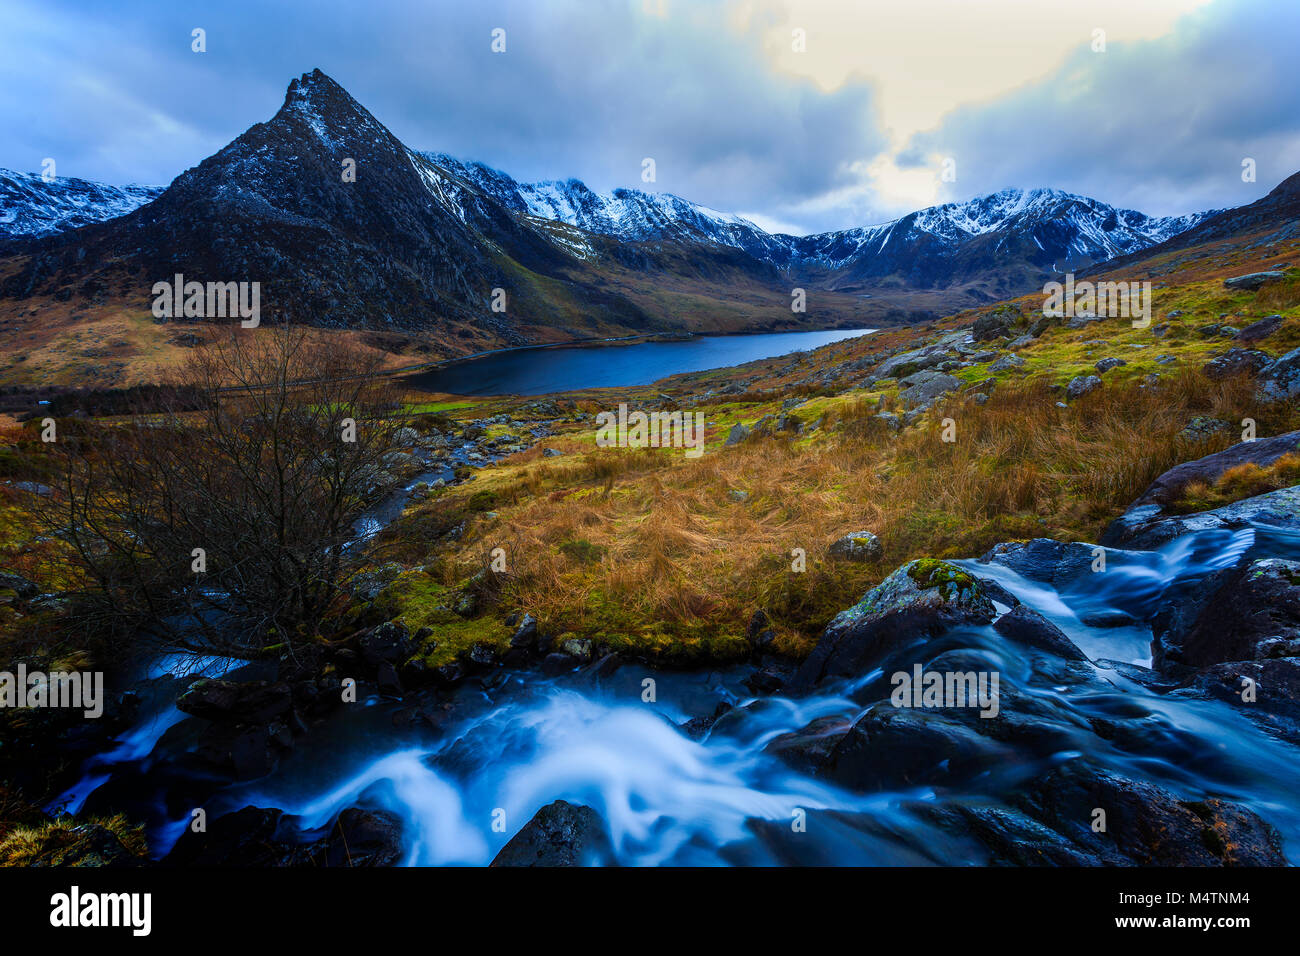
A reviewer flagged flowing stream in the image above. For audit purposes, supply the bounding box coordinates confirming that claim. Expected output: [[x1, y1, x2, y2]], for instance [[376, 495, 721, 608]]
[[54, 514, 1300, 865]]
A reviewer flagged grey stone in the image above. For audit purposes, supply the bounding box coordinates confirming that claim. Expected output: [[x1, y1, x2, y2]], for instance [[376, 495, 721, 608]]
[[1258, 348, 1300, 401], [828, 531, 882, 562], [1223, 270, 1285, 291], [1065, 375, 1102, 400]]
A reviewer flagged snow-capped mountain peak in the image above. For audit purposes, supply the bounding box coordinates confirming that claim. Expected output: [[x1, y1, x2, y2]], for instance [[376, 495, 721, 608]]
[[0, 69, 1217, 303], [415, 155, 1217, 280], [419, 152, 763, 243], [0, 168, 163, 240]]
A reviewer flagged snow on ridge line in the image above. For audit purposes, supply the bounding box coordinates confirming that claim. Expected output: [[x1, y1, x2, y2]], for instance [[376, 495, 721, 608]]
[[0, 168, 164, 239], [417, 149, 1214, 266]]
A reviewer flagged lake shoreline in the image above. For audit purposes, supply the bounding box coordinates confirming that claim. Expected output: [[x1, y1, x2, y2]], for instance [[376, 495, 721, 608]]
[[400, 326, 878, 397]]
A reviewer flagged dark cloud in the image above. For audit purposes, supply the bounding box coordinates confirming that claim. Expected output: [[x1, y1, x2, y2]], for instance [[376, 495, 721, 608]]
[[0, 0, 1294, 233], [0, 0, 885, 232]]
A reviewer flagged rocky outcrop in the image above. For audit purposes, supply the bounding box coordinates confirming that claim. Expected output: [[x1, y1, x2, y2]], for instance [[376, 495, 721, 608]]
[[1139, 431, 1298, 507], [164, 805, 403, 867], [176, 680, 293, 724], [724, 423, 749, 446], [1100, 430, 1300, 548], [1202, 347, 1272, 379], [978, 538, 1100, 587], [992, 603, 1089, 662], [1172, 658, 1300, 745], [1258, 348, 1300, 402], [897, 370, 960, 409], [946, 764, 1289, 868], [818, 704, 1013, 791], [1235, 314, 1284, 342], [1156, 558, 1300, 669], [1103, 484, 1300, 551], [1223, 270, 1285, 290], [790, 560, 995, 690], [489, 800, 616, 867]]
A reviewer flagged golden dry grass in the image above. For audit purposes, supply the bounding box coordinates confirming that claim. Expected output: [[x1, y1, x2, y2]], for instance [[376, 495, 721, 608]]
[[392, 367, 1298, 661], [0, 813, 147, 866]]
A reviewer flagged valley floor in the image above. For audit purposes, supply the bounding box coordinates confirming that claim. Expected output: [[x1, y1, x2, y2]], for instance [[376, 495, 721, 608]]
[[2, 239, 1300, 866]]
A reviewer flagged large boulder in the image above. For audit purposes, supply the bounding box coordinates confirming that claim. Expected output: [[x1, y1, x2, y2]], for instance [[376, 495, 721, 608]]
[[926, 764, 1287, 866], [897, 371, 960, 409], [164, 806, 297, 865], [1131, 430, 1298, 509], [992, 604, 1089, 662], [1012, 765, 1285, 866], [874, 347, 952, 380], [1202, 347, 1272, 379], [1258, 347, 1300, 401], [790, 560, 996, 690], [1156, 557, 1300, 669], [490, 800, 616, 867], [1235, 314, 1284, 342], [302, 807, 405, 867], [915, 803, 1102, 866], [724, 423, 749, 446], [1104, 484, 1300, 550], [359, 621, 413, 666], [1173, 658, 1300, 745], [1100, 430, 1300, 548], [1223, 270, 1285, 291], [176, 679, 293, 724], [971, 310, 1017, 342], [762, 715, 854, 773], [819, 705, 1012, 791], [978, 538, 1099, 587]]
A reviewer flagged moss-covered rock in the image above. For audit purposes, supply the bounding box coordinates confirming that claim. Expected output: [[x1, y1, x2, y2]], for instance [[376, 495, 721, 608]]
[[791, 559, 995, 690]]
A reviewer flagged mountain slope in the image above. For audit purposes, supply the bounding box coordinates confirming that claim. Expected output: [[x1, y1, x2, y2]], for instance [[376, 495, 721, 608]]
[[782, 189, 1220, 300], [0, 69, 1226, 378], [0, 170, 163, 239], [0, 70, 680, 342], [421, 154, 1216, 289], [1078, 171, 1300, 280], [422, 152, 797, 265]]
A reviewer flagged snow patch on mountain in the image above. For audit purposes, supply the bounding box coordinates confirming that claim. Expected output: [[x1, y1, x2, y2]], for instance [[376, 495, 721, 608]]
[[419, 153, 1217, 275], [0, 169, 163, 240]]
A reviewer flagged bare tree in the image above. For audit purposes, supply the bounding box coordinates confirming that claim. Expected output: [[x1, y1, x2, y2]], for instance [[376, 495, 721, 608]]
[[32, 324, 401, 663]]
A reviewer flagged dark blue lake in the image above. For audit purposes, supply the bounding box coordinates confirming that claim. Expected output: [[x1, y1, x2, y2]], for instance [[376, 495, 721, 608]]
[[405, 328, 875, 396]]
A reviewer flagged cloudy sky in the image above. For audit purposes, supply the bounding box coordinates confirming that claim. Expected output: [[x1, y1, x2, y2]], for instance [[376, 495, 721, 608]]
[[2, 0, 1297, 235]]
